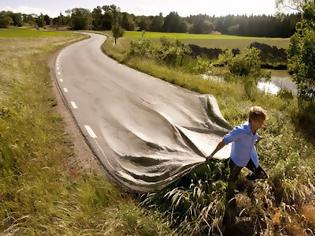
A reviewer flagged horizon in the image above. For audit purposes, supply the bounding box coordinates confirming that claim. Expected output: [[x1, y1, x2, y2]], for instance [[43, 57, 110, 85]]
[[0, 0, 297, 18]]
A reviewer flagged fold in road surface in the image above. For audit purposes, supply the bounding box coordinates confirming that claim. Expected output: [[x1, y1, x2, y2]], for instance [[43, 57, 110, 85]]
[[55, 33, 232, 192]]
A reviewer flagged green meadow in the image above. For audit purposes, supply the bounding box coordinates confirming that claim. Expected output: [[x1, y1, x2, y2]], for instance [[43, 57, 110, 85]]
[[122, 31, 290, 49], [0, 27, 73, 37]]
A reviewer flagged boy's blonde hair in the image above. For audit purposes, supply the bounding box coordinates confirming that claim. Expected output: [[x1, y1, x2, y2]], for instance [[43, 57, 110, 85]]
[[249, 106, 267, 122]]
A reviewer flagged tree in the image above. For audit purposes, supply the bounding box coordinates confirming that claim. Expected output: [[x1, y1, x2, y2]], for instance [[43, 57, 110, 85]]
[[43, 14, 51, 26], [0, 11, 13, 28], [121, 12, 136, 31], [163, 12, 187, 33], [136, 16, 151, 31], [36, 14, 46, 28], [52, 13, 71, 28], [22, 13, 36, 26], [10, 12, 23, 26], [111, 7, 124, 44], [287, 2, 315, 100], [286, 2, 315, 133], [92, 6, 104, 30], [112, 22, 124, 44], [70, 8, 92, 30], [102, 5, 118, 30], [188, 14, 214, 34], [150, 13, 164, 32], [276, 0, 313, 12]]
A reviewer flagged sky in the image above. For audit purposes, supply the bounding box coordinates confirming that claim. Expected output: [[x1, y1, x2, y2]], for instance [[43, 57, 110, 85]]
[[0, 0, 281, 17]]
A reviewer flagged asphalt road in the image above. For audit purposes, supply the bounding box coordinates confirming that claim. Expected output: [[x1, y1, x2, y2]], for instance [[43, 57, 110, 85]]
[[55, 33, 231, 192]]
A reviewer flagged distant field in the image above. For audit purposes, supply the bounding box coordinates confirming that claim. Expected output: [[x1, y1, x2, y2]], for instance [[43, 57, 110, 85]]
[[122, 31, 290, 49], [0, 27, 74, 37]]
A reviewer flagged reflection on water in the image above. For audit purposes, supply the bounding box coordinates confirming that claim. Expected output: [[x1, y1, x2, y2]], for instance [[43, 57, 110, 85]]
[[259, 70, 297, 95], [257, 81, 280, 94], [202, 70, 297, 95]]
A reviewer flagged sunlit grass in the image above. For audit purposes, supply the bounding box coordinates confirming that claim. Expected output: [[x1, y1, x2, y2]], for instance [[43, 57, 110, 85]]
[[124, 31, 286, 40], [0, 27, 74, 38], [122, 30, 290, 49], [0, 29, 173, 235]]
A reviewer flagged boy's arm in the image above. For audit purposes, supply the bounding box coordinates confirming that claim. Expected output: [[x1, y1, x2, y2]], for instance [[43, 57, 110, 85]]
[[206, 139, 225, 160], [206, 124, 241, 161]]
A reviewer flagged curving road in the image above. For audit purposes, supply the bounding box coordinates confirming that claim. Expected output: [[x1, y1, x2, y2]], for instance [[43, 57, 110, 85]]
[[55, 33, 231, 192]]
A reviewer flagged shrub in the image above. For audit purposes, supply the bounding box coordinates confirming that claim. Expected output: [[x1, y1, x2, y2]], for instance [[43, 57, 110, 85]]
[[129, 38, 154, 58], [227, 48, 261, 76], [155, 38, 191, 66], [191, 56, 212, 74], [277, 89, 294, 99]]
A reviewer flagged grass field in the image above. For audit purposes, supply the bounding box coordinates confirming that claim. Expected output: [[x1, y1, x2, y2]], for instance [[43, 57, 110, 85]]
[[121, 31, 290, 49], [0, 27, 74, 37], [0, 28, 172, 235]]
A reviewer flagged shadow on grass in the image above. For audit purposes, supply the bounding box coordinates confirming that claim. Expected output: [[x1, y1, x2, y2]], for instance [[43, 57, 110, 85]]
[[294, 101, 315, 146]]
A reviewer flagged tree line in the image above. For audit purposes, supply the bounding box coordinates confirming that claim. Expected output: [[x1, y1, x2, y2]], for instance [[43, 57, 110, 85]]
[[1, 5, 300, 37]]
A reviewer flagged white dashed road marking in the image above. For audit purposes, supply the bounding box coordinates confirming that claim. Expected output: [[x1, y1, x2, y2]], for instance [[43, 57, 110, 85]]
[[59, 78, 63, 82], [63, 88, 68, 93], [84, 125, 97, 138], [70, 101, 78, 109]]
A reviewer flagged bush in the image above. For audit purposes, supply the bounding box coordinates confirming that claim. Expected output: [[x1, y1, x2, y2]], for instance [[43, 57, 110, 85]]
[[277, 89, 294, 99], [227, 48, 261, 76], [191, 56, 212, 74], [155, 38, 191, 66], [243, 77, 258, 101], [129, 38, 154, 58]]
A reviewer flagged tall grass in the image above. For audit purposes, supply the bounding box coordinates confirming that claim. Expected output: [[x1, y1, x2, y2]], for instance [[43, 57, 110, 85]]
[[0, 30, 173, 235], [103, 35, 315, 235]]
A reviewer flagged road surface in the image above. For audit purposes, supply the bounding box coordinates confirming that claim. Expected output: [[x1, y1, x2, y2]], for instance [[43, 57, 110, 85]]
[[54, 33, 231, 192]]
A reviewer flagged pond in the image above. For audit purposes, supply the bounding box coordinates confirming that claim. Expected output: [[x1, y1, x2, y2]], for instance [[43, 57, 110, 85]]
[[258, 70, 297, 95], [202, 70, 297, 95]]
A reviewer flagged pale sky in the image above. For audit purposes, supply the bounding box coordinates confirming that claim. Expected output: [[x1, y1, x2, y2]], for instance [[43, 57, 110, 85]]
[[0, 0, 280, 17]]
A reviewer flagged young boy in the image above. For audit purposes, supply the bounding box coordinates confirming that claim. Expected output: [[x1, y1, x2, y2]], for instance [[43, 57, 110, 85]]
[[207, 106, 268, 181]]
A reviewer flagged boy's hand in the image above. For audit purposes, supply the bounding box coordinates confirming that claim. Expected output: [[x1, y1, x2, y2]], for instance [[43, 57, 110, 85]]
[[206, 154, 214, 161]]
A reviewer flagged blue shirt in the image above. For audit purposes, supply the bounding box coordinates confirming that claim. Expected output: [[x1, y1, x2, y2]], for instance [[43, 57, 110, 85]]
[[223, 122, 260, 168]]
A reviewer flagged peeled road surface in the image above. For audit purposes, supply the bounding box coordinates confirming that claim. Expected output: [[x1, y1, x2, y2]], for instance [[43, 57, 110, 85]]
[[55, 33, 232, 192]]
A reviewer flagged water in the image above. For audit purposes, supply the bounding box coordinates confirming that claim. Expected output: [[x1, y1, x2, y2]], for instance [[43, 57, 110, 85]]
[[258, 70, 297, 95], [202, 70, 297, 95], [257, 81, 281, 95], [258, 76, 297, 95]]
